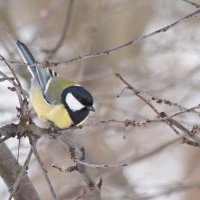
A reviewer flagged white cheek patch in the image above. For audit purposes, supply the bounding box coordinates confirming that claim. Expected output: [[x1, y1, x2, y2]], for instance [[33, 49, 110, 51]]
[[66, 93, 85, 111]]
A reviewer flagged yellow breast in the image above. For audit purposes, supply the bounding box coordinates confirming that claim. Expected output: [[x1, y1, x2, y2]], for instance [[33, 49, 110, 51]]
[[31, 88, 73, 129]]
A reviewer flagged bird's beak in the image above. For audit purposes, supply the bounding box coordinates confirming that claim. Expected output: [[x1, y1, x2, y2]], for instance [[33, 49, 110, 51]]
[[87, 106, 95, 112]]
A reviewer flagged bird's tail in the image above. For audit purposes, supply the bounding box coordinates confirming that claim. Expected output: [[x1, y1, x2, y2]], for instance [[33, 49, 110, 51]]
[[16, 40, 38, 78], [16, 40, 57, 92]]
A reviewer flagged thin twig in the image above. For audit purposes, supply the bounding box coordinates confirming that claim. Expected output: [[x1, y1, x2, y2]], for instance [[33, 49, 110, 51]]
[[0, 69, 29, 97], [0, 55, 27, 102], [0, 56, 29, 120], [166, 117, 200, 143], [53, 160, 127, 170], [57, 134, 101, 198], [48, 7, 200, 66], [115, 73, 179, 134], [0, 69, 23, 106], [8, 148, 33, 200], [115, 73, 200, 143], [75, 160, 127, 168], [118, 86, 200, 117], [2, 6, 200, 67], [0, 77, 14, 82], [30, 137, 58, 200]]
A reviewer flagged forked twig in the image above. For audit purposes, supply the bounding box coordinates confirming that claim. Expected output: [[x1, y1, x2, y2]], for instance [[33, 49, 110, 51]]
[[115, 73, 200, 144]]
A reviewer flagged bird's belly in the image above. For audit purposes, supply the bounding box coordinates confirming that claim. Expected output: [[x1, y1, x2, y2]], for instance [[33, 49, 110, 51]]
[[31, 88, 73, 129]]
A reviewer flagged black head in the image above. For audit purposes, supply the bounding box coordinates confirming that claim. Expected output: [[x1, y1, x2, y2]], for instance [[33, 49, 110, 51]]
[[61, 85, 94, 125]]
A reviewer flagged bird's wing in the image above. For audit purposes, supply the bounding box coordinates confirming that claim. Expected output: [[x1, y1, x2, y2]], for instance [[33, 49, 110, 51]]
[[45, 77, 76, 105]]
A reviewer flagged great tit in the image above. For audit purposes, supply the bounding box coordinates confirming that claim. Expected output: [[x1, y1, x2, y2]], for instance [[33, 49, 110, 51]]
[[16, 41, 95, 129]]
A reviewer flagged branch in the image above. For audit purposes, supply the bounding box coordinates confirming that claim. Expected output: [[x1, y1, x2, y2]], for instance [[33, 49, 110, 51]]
[[2, 6, 200, 67], [9, 148, 33, 200], [46, 7, 200, 66], [0, 142, 40, 200], [0, 123, 19, 143], [115, 73, 200, 144], [30, 136, 58, 200], [57, 134, 101, 200], [52, 158, 127, 170], [0, 56, 29, 121], [142, 182, 200, 200], [183, 0, 200, 8]]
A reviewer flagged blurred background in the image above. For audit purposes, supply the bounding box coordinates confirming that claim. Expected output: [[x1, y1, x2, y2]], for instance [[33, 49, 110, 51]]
[[1, 0, 200, 199]]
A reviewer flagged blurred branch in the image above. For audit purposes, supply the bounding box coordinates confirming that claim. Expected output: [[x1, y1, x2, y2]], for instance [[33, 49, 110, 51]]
[[139, 182, 200, 200], [44, 0, 74, 59], [0, 76, 14, 82], [98, 138, 180, 183], [29, 0, 65, 44], [183, 0, 200, 8], [8, 148, 33, 200], [0, 143, 40, 200], [114, 181, 200, 200]]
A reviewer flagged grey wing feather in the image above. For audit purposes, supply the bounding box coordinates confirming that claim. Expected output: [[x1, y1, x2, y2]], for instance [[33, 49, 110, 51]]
[[16, 40, 58, 104]]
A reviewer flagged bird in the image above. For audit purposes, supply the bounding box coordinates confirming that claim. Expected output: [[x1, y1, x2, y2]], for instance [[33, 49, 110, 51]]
[[16, 40, 95, 129]]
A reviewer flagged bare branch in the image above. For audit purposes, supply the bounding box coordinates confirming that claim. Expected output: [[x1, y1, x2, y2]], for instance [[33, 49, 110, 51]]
[[0, 55, 27, 102], [0, 142, 40, 200], [1, 7, 200, 67], [30, 136, 58, 200], [47, 7, 200, 66], [57, 134, 101, 199], [0, 124, 18, 143], [52, 159, 127, 170], [115, 73, 200, 144]]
